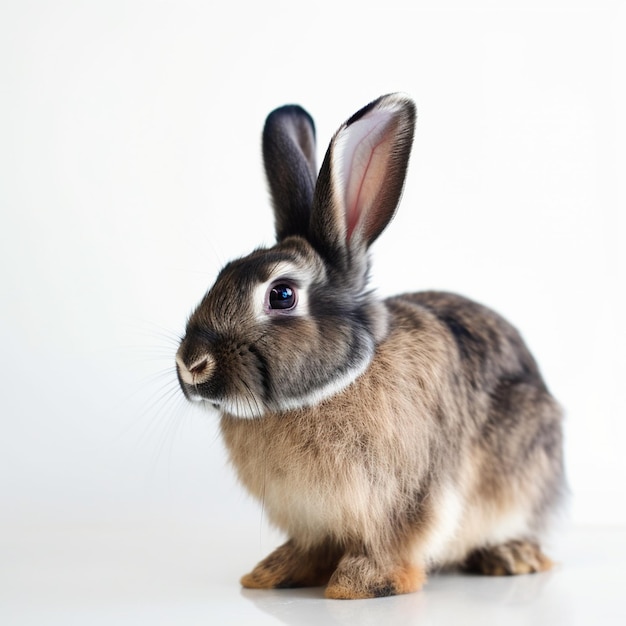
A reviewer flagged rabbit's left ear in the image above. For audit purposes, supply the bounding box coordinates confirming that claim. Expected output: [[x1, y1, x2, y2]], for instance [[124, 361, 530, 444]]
[[310, 94, 416, 263], [263, 105, 317, 242]]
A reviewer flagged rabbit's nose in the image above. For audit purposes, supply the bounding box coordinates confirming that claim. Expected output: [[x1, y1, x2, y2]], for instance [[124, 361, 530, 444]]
[[176, 353, 215, 386]]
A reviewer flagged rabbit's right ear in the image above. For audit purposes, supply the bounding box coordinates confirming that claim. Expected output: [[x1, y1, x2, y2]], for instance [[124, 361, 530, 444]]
[[263, 105, 317, 242], [309, 94, 416, 267]]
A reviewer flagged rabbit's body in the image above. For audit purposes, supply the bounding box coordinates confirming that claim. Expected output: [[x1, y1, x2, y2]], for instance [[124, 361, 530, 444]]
[[176, 95, 564, 598], [221, 291, 561, 586]]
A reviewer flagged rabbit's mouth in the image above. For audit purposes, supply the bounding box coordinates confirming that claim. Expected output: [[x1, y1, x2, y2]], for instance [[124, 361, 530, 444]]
[[178, 381, 222, 411], [206, 395, 266, 420], [184, 390, 213, 405], [178, 374, 267, 419], [197, 396, 222, 412]]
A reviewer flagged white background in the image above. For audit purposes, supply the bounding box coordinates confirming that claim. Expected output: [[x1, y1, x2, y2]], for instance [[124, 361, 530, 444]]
[[1, 0, 624, 551]]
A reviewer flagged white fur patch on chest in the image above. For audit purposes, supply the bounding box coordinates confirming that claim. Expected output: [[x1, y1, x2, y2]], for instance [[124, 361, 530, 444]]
[[260, 465, 396, 547]]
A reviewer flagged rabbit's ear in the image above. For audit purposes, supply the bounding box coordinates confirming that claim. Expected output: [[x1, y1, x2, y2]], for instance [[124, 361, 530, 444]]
[[263, 105, 317, 242], [310, 94, 416, 264]]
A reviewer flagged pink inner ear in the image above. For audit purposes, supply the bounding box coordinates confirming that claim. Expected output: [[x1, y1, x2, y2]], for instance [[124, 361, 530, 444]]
[[335, 111, 395, 242]]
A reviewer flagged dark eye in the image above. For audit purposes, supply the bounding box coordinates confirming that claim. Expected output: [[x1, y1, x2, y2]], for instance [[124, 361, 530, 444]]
[[269, 284, 297, 310]]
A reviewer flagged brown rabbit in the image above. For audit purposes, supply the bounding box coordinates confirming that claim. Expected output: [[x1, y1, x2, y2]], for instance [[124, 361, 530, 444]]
[[175, 94, 564, 599]]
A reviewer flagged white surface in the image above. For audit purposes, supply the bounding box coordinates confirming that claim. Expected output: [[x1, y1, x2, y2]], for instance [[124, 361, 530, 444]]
[[2, 523, 625, 625]]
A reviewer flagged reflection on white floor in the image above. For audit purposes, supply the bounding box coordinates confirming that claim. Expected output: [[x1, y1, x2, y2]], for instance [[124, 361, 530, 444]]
[[2, 524, 625, 625]]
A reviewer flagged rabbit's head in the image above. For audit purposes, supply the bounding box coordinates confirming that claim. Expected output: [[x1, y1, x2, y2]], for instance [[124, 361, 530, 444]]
[[176, 94, 416, 418]]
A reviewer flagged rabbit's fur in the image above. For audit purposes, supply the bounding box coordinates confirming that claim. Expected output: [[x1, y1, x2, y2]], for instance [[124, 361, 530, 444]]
[[176, 94, 564, 598]]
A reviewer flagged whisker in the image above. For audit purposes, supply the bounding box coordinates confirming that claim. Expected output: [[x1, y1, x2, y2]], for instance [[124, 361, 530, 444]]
[[124, 317, 184, 344], [133, 382, 187, 452], [150, 399, 188, 476], [239, 378, 263, 419]]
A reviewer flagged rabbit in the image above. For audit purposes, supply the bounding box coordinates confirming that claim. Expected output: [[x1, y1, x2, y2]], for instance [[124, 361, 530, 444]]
[[175, 93, 565, 599]]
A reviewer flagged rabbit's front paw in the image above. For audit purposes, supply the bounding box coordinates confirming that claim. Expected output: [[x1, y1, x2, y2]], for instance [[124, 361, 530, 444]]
[[241, 540, 339, 589], [325, 554, 425, 599]]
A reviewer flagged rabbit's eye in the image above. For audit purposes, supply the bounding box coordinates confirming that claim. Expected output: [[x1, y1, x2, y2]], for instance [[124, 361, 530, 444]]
[[269, 284, 297, 310]]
